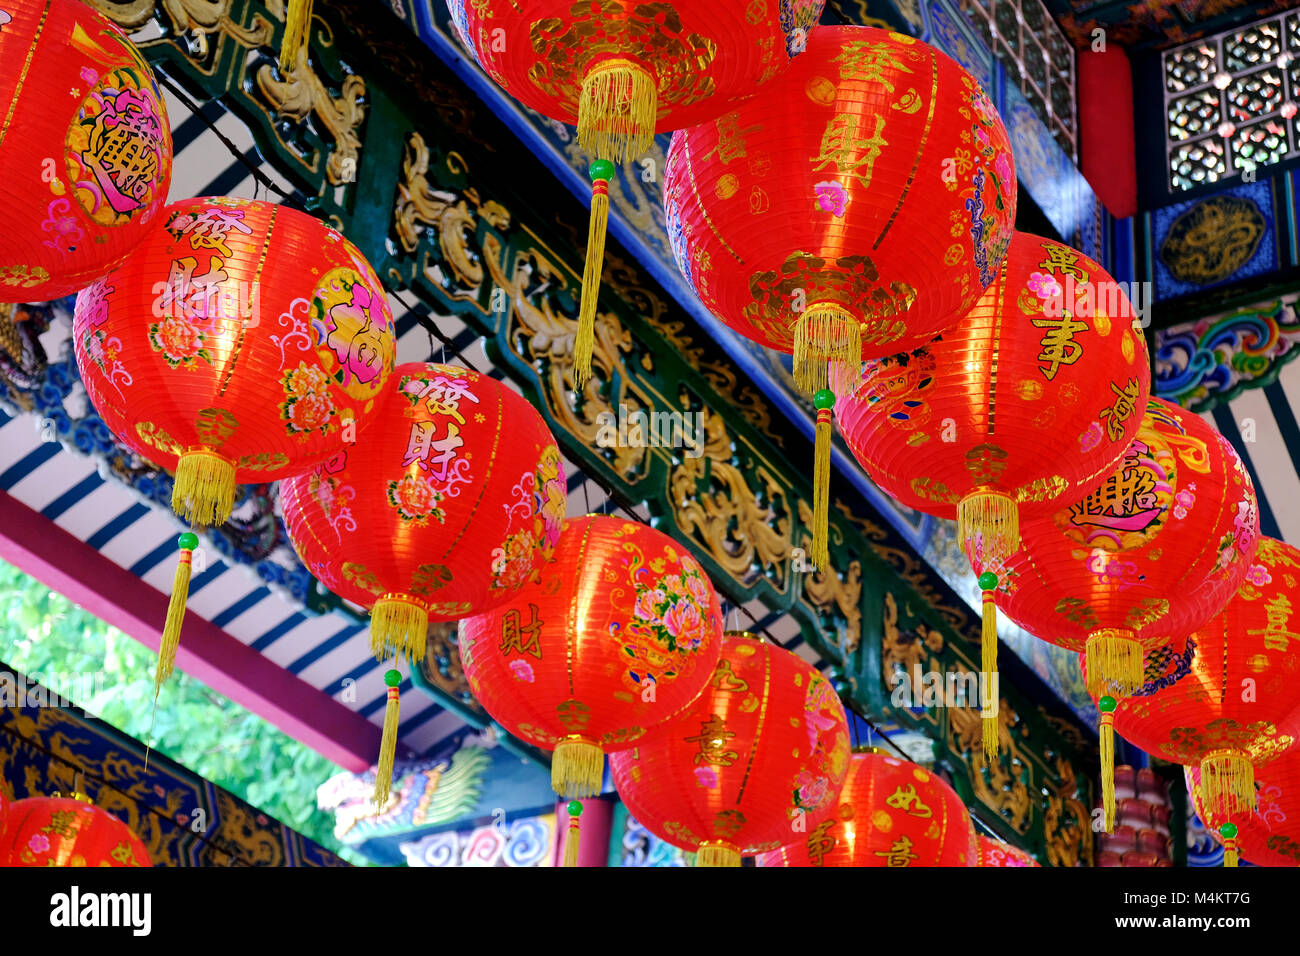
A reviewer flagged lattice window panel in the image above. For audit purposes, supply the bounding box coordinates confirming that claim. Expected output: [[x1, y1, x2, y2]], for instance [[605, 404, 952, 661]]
[[1163, 12, 1300, 191], [958, 0, 1078, 160]]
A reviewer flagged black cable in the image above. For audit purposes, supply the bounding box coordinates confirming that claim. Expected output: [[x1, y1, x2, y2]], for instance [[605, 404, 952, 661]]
[[155, 65, 308, 212]]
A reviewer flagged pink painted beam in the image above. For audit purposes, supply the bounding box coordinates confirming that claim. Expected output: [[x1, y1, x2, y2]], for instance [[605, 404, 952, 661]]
[[0, 490, 378, 771]]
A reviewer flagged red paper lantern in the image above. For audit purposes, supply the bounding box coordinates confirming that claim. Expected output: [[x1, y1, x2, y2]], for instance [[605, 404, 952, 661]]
[[665, 25, 1016, 566], [0, 794, 150, 867], [74, 196, 397, 696], [0, 0, 172, 301], [449, 0, 826, 383], [74, 197, 397, 526], [1187, 750, 1300, 867], [836, 232, 1150, 752], [281, 362, 566, 662], [459, 515, 725, 802], [756, 750, 978, 867], [984, 397, 1258, 826], [976, 834, 1040, 867], [609, 633, 851, 866], [1114, 537, 1300, 843]]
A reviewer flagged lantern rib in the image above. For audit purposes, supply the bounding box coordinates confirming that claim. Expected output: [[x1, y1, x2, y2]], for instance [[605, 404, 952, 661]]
[[0, 0, 50, 146], [872, 49, 940, 251]]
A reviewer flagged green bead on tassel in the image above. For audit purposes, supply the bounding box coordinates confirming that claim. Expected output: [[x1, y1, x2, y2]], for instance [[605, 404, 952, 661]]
[[563, 799, 584, 868], [373, 668, 402, 809]]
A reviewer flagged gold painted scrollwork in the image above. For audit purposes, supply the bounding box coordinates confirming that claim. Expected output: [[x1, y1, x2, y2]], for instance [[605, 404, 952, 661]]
[[1042, 757, 1094, 867], [668, 409, 793, 588], [800, 499, 862, 655], [419, 621, 482, 714], [949, 704, 1033, 833], [255, 54, 366, 187]]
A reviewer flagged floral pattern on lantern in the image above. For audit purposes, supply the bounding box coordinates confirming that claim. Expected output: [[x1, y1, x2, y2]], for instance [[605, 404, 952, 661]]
[[0, 795, 150, 867], [0, 0, 172, 301], [281, 362, 566, 663], [460, 515, 725, 800], [977, 834, 1040, 867], [757, 750, 978, 867], [609, 633, 851, 866], [73, 197, 397, 528]]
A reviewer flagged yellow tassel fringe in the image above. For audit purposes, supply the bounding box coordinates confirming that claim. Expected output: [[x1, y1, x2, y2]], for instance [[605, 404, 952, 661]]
[[279, 0, 313, 74], [563, 815, 581, 868], [812, 407, 832, 571], [1100, 710, 1116, 833], [793, 302, 861, 396], [696, 842, 742, 867], [981, 590, 998, 761], [172, 450, 236, 527], [370, 594, 428, 664], [1224, 842, 1239, 867], [957, 490, 1018, 563], [1085, 628, 1143, 699], [156, 547, 193, 695], [1200, 750, 1255, 818], [574, 180, 609, 387], [578, 58, 657, 164], [372, 681, 400, 809], [552, 737, 604, 799]]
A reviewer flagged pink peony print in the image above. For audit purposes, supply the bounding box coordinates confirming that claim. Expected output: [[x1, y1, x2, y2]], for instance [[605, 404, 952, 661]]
[[509, 659, 535, 683], [814, 180, 849, 217], [694, 766, 718, 789], [1079, 421, 1103, 453], [1245, 564, 1271, 587], [1027, 272, 1062, 300]]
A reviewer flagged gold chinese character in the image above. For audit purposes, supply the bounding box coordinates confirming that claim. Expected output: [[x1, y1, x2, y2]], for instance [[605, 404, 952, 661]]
[[1247, 593, 1300, 652], [1030, 313, 1089, 380], [832, 42, 913, 90], [874, 835, 919, 867], [1037, 245, 1086, 280], [807, 820, 838, 865], [500, 603, 543, 659], [703, 113, 761, 166], [885, 783, 933, 818], [1099, 378, 1141, 443], [43, 810, 80, 839], [685, 714, 738, 767], [811, 113, 888, 190], [1070, 448, 1161, 534]]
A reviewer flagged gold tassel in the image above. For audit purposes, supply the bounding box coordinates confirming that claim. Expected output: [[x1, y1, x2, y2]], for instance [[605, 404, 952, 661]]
[[1200, 750, 1255, 818], [562, 800, 583, 868], [956, 490, 1019, 564], [577, 58, 657, 165], [172, 449, 236, 527], [1084, 628, 1143, 699], [279, 0, 313, 74], [811, 400, 833, 571], [155, 532, 199, 695], [1220, 823, 1240, 867], [1098, 697, 1117, 833], [696, 842, 742, 867], [979, 579, 999, 761], [575, 162, 613, 388], [370, 594, 429, 664], [552, 736, 604, 799], [793, 302, 861, 396], [372, 669, 401, 809]]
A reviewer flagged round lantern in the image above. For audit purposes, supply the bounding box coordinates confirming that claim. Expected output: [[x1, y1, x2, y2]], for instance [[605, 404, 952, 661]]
[[837, 231, 1150, 754], [1187, 748, 1300, 867], [460, 515, 723, 792], [0, 0, 172, 301], [0, 793, 150, 866], [1114, 537, 1300, 851], [609, 632, 851, 866], [756, 749, 977, 867], [976, 834, 1040, 867], [666, 25, 1016, 566], [986, 397, 1258, 827], [282, 361, 566, 663], [75, 197, 397, 694], [449, 0, 826, 384]]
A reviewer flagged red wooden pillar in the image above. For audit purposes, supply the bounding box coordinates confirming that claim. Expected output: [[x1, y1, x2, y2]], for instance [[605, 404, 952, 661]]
[[1078, 45, 1137, 218], [554, 796, 613, 866]]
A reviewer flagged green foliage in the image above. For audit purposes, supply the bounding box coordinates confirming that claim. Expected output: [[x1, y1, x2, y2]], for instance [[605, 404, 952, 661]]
[[0, 559, 368, 866]]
